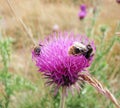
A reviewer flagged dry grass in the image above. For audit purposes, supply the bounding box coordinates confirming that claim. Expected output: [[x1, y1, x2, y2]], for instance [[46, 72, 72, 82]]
[[79, 74, 120, 108]]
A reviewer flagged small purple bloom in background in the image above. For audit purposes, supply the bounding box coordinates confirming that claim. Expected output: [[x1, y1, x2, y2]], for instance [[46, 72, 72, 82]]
[[32, 32, 95, 94], [78, 4, 87, 20], [116, 0, 120, 3]]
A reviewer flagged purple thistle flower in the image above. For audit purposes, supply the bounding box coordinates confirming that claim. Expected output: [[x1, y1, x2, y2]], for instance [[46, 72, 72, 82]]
[[32, 32, 95, 93], [78, 4, 87, 20]]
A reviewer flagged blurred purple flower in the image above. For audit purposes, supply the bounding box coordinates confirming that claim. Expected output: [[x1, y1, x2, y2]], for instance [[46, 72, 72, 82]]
[[32, 32, 95, 93], [78, 4, 87, 20]]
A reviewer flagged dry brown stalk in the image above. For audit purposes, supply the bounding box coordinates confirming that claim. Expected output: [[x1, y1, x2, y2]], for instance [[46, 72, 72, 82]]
[[60, 86, 66, 108], [115, 32, 120, 36], [6, 0, 36, 46], [79, 74, 120, 108]]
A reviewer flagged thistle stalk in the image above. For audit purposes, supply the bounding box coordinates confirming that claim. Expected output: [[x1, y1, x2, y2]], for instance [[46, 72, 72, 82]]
[[60, 87, 66, 108], [6, 0, 36, 46], [79, 74, 120, 108]]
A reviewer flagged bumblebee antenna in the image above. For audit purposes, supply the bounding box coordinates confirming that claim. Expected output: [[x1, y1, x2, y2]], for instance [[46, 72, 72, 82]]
[[6, 0, 36, 46]]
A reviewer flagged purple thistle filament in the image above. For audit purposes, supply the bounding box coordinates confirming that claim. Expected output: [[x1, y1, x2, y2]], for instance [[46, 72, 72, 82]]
[[78, 4, 87, 20], [32, 32, 95, 88]]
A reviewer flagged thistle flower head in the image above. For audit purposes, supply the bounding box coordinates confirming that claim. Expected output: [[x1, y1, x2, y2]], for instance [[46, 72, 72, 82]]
[[32, 32, 95, 91], [78, 4, 87, 20]]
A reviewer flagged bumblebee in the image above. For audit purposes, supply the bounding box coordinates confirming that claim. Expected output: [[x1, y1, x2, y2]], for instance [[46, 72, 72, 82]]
[[68, 42, 93, 59], [34, 44, 42, 56], [68, 42, 86, 55], [83, 44, 93, 59]]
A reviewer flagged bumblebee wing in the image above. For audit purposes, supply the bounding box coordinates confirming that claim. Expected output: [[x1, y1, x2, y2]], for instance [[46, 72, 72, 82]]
[[73, 42, 86, 50]]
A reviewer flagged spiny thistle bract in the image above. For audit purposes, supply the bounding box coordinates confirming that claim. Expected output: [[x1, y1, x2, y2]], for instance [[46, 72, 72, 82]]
[[32, 32, 95, 93]]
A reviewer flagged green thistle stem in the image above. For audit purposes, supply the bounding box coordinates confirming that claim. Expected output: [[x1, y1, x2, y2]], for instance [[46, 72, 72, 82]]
[[60, 87, 66, 108]]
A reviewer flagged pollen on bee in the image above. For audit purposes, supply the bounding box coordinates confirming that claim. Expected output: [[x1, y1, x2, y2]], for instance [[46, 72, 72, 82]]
[[68, 46, 81, 55], [68, 46, 75, 55]]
